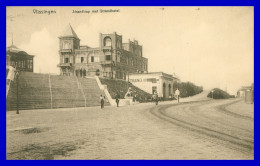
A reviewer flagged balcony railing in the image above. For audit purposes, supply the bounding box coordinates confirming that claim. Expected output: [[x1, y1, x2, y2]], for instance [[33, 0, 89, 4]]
[[102, 46, 112, 51], [100, 61, 112, 65], [57, 63, 72, 67], [60, 49, 72, 53]]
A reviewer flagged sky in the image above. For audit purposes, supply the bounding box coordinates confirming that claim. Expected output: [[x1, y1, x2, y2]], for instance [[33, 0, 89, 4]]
[[6, 7, 254, 95]]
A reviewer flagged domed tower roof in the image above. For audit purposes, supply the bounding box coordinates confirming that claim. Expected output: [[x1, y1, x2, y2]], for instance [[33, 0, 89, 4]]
[[59, 24, 79, 39]]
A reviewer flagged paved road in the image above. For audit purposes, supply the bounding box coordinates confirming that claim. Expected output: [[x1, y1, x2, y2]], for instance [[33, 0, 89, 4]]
[[7, 98, 253, 159], [150, 99, 254, 158]]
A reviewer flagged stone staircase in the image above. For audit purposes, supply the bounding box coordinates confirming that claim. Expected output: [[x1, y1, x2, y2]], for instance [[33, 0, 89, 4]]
[[6, 72, 109, 111], [78, 77, 109, 107]]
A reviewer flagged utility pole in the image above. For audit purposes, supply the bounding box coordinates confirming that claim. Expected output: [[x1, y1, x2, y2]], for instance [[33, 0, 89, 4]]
[[211, 90, 214, 99], [127, 71, 129, 90]]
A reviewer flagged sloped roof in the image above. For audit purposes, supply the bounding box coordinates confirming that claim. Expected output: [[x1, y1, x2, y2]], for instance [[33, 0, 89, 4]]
[[60, 24, 79, 39], [6, 45, 34, 57], [6, 45, 22, 52]]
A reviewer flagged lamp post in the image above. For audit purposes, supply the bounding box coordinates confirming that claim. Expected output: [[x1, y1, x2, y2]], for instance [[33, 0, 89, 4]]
[[15, 70, 20, 114], [211, 90, 214, 99], [127, 71, 129, 90]]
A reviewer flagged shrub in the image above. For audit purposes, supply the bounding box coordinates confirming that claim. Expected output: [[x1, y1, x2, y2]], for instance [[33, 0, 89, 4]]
[[173, 82, 203, 98], [207, 88, 232, 99]]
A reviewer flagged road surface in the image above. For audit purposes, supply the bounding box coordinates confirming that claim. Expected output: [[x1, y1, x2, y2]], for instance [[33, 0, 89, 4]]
[[7, 97, 253, 159]]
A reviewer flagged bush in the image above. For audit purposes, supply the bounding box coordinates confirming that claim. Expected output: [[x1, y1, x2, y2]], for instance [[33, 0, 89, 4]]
[[207, 88, 232, 99], [173, 82, 203, 98]]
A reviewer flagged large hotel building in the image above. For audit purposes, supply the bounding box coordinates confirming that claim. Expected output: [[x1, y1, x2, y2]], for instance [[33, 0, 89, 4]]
[[57, 24, 148, 80]]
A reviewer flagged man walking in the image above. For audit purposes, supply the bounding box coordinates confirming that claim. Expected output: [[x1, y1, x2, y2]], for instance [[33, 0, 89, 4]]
[[100, 95, 104, 109], [153, 92, 158, 105], [116, 94, 120, 107]]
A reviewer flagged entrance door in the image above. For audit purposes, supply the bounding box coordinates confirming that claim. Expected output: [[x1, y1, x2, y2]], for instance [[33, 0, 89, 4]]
[[152, 86, 157, 94]]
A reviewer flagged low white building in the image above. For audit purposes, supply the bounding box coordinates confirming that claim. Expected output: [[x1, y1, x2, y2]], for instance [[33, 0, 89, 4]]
[[129, 72, 179, 99]]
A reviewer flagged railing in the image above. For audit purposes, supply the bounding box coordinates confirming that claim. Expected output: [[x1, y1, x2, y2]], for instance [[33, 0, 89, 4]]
[[57, 63, 72, 67], [95, 76, 116, 106], [60, 49, 72, 53], [102, 46, 112, 50], [100, 61, 112, 65]]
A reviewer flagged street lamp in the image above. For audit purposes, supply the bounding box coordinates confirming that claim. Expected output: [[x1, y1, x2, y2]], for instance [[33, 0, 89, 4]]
[[211, 90, 214, 99], [15, 70, 20, 114]]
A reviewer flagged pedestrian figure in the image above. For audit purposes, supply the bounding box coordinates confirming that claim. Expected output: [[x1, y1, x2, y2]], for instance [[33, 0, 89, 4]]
[[155, 93, 158, 105], [175, 88, 180, 103], [134, 94, 137, 102], [116, 94, 120, 107], [100, 95, 104, 109], [153, 92, 158, 105]]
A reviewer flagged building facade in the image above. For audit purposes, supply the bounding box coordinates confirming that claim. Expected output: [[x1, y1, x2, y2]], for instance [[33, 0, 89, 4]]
[[6, 45, 34, 72], [129, 72, 179, 99], [237, 84, 254, 104], [57, 24, 148, 80]]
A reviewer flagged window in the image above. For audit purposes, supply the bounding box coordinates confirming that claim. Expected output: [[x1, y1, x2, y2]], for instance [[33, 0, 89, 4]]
[[104, 37, 112, 46], [29, 60, 33, 69], [117, 55, 120, 62], [96, 69, 100, 76], [81, 57, 84, 63], [91, 56, 94, 62], [63, 41, 71, 49], [152, 86, 157, 94], [65, 58, 69, 63], [117, 40, 121, 48], [94, 57, 100, 62], [106, 55, 111, 61]]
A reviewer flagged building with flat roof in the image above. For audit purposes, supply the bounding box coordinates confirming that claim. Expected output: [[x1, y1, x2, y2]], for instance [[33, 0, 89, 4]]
[[57, 24, 148, 80], [129, 72, 179, 99]]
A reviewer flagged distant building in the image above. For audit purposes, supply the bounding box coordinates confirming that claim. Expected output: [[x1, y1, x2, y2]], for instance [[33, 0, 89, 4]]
[[237, 83, 254, 104], [129, 72, 179, 99], [6, 45, 34, 72], [57, 24, 148, 80]]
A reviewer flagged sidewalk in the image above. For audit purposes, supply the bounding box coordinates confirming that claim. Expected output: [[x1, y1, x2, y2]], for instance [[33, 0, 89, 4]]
[[154, 90, 211, 105], [7, 90, 211, 115]]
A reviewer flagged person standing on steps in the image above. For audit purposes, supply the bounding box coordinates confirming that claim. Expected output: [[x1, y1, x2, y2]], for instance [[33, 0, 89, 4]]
[[116, 94, 120, 107], [100, 95, 104, 109]]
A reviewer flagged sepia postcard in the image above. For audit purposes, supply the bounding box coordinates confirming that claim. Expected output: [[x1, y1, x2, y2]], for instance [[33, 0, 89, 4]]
[[6, 6, 254, 160]]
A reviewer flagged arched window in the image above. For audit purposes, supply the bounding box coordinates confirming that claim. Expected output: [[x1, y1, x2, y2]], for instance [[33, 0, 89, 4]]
[[80, 69, 83, 77], [96, 69, 100, 76], [169, 84, 172, 98], [104, 37, 112, 47], [117, 40, 121, 48], [83, 69, 86, 76], [76, 70, 80, 77], [117, 54, 121, 62]]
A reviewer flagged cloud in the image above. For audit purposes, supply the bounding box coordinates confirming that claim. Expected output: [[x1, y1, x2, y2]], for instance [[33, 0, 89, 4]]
[[19, 28, 59, 74]]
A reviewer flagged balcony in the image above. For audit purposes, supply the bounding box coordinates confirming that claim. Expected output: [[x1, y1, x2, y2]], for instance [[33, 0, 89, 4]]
[[102, 46, 112, 52], [100, 61, 112, 65], [60, 49, 72, 53], [57, 63, 72, 67]]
